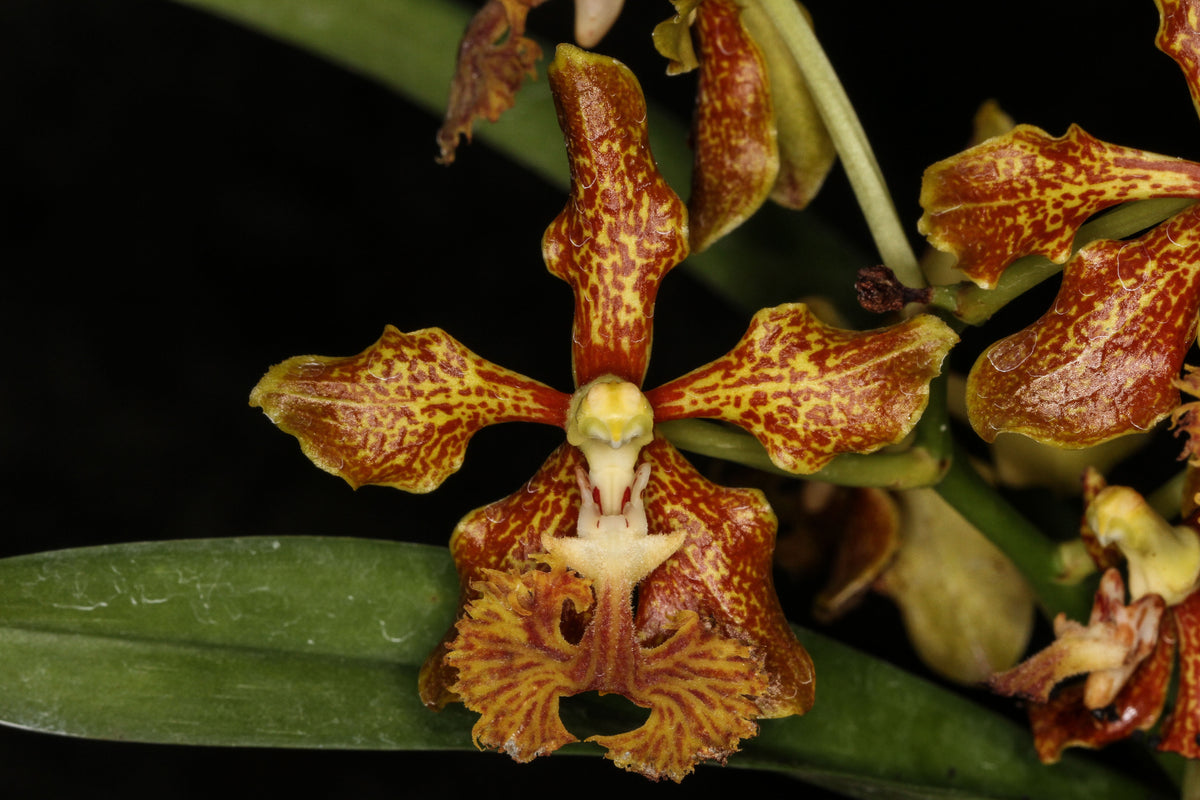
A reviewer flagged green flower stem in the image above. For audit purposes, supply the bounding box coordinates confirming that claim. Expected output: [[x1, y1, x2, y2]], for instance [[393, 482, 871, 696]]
[[1149, 468, 1188, 521], [934, 198, 1197, 326], [659, 418, 947, 489], [935, 443, 1094, 621], [753, 0, 922, 287]]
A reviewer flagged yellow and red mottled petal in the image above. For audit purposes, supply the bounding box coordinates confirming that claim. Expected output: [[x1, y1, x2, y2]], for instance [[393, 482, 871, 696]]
[[446, 563, 591, 760], [436, 0, 547, 165], [918, 125, 1200, 289], [418, 443, 583, 708], [591, 610, 766, 782], [542, 45, 690, 387], [634, 437, 814, 718], [738, 0, 835, 211], [1159, 590, 1200, 757], [1157, 0, 1200, 120], [646, 304, 957, 474], [449, 442, 584, 584], [250, 326, 569, 492], [966, 204, 1200, 446], [1026, 612, 1174, 764], [686, 0, 779, 252]]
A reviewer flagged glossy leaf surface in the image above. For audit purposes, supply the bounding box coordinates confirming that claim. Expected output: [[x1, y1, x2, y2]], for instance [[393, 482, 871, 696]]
[[0, 536, 1162, 798]]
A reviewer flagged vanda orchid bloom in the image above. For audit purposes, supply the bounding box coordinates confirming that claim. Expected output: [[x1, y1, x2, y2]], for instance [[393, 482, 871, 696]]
[[251, 46, 956, 781], [989, 473, 1200, 762], [438, 0, 834, 252], [919, 0, 1200, 448]]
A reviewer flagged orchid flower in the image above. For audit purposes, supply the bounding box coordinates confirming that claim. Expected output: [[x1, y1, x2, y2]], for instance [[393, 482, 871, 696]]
[[918, 0, 1200, 448], [437, 0, 834, 252], [989, 478, 1200, 762], [250, 45, 955, 780]]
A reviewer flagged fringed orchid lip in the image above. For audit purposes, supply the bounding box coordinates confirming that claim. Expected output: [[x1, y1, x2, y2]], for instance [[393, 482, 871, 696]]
[[251, 43, 955, 781], [919, 0, 1200, 449]]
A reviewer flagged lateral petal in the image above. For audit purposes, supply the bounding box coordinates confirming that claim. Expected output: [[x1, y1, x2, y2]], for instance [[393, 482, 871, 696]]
[[634, 437, 815, 718], [918, 125, 1200, 288], [418, 443, 584, 708], [250, 326, 569, 492], [687, 0, 779, 252], [542, 45, 690, 387], [645, 304, 957, 474], [966, 204, 1200, 446]]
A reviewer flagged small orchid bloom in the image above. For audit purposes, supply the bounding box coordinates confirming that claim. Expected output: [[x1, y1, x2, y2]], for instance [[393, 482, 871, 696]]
[[990, 483, 1200, 762], [252, 45, 955, 780], [438, 0, 834, 252], [919, 0, 1200, 448]]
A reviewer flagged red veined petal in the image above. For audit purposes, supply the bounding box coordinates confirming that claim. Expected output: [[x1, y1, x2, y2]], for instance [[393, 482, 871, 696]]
[[645, 304, 957, 474], [967, 204, 1200, 447], [249, 326, 569, 493], [635, 437, 814, 718], [418, 443, 583, 708], [542, 45, 689, 387], [919, 125, 1200, 289], [687, 0, 779, 252], [1157, 0, 1200, 121]]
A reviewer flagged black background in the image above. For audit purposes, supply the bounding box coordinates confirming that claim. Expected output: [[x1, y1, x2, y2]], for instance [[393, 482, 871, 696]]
[[1, 0, 1190, 796]]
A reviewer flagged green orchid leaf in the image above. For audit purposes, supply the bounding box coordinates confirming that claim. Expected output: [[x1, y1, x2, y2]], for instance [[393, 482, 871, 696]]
[[0, 536, 472, 748], [0, 537, 1163, 798]]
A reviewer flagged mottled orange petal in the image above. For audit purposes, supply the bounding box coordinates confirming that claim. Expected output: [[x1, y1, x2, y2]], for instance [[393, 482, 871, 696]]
[[437, 0, 548, 165], [591, 610, 765, 781], [687, 0, 779, 252], [542, 45, 689, 387], [918, 125, 1200, 288], [635, 437, 814, 718], [1157, 0, 1200, 121], [447, 508, 766, 779], [418, 444, 584, 708], [967, 204, 1200, 446], [447, 563, 591, 760], [645, 304, 957, 474], [1026, 613, 1174, 764], [250, 326, 569, 492], [1159, 589, 1200, 757]]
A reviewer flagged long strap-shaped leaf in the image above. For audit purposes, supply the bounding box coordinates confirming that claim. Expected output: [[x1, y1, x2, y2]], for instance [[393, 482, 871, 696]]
[[0, 537, 1162, 798]]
